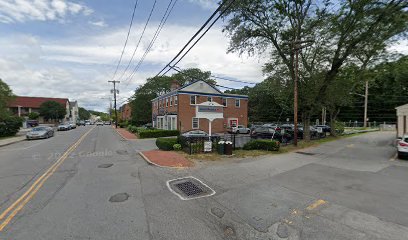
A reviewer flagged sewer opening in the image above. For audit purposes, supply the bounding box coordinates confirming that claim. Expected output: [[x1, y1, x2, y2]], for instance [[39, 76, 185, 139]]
[[167, 177, 215, 200]]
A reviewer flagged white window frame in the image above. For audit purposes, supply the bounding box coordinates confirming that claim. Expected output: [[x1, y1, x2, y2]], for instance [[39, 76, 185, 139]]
[[192, 117, 199, 129], [222, 98, 227, 107], [235, 99, 240, 107], [170, 96, 173, 106], [175, 95, 178, 105], [190, 95, 196, 105], [166, 98, 169, 107]]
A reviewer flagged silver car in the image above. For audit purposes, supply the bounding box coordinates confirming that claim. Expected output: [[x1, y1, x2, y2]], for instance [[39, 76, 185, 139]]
[[26, 127, 54, 140]]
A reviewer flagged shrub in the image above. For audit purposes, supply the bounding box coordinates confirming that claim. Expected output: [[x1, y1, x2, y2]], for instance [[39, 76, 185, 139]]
[[127, 125, 140, 133], [173, 143, 182, 151], [0, 115, 23, 137], [243, 139, 280, 151], [138, 129, 180, 139], [334, 121, 345, 134], [118, 121, 129, 128], [156, 137, 178, 151]]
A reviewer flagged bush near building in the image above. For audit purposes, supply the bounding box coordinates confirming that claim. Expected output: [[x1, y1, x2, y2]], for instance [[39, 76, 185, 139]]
[[156, 137, 178, 151], [0, 115, 22, 137], [138, 129, 180, 139], [243, 139, 280, 151]]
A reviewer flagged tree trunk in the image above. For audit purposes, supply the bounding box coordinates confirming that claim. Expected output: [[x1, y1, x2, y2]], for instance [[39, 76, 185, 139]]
[[329, 109, 340, 137], [302, 112, 311, 141]]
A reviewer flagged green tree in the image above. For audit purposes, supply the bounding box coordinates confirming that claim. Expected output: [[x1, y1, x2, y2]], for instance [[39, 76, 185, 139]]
[[0, 79, 14, 118], [78, 107, 91, 120], [39, 101, 66, 121], [221, 0, 408, 139], [28, 112, 40, 120]]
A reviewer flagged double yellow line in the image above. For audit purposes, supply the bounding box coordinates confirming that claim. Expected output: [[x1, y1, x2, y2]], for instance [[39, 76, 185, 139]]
[[0, 127, 95, 231]]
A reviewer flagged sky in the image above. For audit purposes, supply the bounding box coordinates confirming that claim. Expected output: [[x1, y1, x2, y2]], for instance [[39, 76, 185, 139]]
[[0, 0, 265, 112]]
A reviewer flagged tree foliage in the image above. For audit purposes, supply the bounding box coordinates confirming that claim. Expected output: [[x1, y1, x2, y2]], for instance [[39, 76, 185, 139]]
[[39, 101, 66, 121], [78, 107, 91, 120], [0, 79, 14, 118]]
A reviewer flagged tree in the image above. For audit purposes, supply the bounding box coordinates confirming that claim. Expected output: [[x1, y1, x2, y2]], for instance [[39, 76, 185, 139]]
[[78, 107, 91, 120], [28, 112, 40, 120], [221, 0, 408, 139], [0, 79, 14, 118], [39, 101, 66, 121]]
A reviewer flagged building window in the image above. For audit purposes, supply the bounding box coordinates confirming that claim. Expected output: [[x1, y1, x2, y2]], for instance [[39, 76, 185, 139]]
[[166, 98, 169, 107], [222, 98, 227, 107], [170, 96, 173, 106], [235, 99, 240, 107], [207, 96, 212, 102], [192, 117, 199, 129], [175, 96, 178, 105], [190, 95, 196, 105]]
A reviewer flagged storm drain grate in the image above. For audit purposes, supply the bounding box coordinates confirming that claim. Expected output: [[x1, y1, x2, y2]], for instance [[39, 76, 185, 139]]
[[167, 177, 215, 200], [296, 151, 316, 156]]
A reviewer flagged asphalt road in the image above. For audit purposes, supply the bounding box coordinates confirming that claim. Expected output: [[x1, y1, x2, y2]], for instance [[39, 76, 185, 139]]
[[0, 127, 407, 239]]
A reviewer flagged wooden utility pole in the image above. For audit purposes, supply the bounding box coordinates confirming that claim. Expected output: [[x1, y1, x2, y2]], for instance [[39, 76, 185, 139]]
[[108, 80, 120, 128]]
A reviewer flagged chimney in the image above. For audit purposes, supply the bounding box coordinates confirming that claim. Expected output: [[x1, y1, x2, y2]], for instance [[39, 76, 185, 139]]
[[170, 80, 180, 91]]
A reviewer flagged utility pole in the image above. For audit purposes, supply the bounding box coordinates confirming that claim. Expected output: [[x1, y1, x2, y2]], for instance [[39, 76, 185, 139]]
[[108, 80, 120, 128], [287, 39, 314, 146], [363, 80, 368, 128]]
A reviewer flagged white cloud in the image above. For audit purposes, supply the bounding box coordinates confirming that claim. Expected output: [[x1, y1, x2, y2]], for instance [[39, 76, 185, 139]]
[[89, 20, 107, 27], [186, 0, 218, 9], [0, 0, 93, 23]]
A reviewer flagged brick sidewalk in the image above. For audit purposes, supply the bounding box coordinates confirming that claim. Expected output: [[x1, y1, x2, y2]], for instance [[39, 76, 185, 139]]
[[140, 150, 194, 168], [115, 127, 137, 140]]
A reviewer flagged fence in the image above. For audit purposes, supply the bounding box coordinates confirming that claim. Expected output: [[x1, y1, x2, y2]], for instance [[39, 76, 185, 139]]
[[178, 136, 220, 155]]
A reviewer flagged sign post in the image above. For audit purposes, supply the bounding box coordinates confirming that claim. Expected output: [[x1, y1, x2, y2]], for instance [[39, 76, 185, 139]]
[[196, 101, 224, 152]]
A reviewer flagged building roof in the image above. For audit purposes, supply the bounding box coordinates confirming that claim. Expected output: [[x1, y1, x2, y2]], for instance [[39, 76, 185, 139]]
[[152, 80, 248, 101], [396, 103, 408, 110], [8, 96, 69, 108]]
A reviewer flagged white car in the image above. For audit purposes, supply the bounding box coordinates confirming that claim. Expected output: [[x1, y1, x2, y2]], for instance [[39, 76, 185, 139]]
[[397, 134, 408, 159], [96, 121, 104, 126], [229, 125, 250, 134]]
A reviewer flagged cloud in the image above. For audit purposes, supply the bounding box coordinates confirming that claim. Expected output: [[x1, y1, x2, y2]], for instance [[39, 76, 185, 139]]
[[89, 20, 107, 27], [0, 0, 93, 23], [185, 0, 218, 9]]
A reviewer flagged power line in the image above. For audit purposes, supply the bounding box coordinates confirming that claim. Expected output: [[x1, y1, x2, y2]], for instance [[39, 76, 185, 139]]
[[124, 0, 177, 86], [154, 0, 230, 77], [211, 75, 256, 85], [111, 0, 140, 81], [116, 0, 158, 82]]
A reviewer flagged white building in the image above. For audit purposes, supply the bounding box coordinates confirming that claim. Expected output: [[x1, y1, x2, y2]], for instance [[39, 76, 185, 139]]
[[69, 101, 79, 123], [396, 103, 408, 138]]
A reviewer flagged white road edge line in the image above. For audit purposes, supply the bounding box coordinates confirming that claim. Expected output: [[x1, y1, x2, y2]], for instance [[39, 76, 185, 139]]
[[166, 176, 216, 201]]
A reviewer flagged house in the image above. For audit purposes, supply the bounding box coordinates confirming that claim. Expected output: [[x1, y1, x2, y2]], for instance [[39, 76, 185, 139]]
[[119, 103, 132, 121], [69, 101, 79, 123], [396, 103, 408, 138], [7, 96, 70, 123], [151, 80, 248, 133]]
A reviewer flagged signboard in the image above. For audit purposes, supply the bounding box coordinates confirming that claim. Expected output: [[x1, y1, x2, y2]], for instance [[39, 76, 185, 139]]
[[198, 106, 223, 113], [204, 141, 212, 152], [317, 127, 323, 133], [196, 101, 223, 121]]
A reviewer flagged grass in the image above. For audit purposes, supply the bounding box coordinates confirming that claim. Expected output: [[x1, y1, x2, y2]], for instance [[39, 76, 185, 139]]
[[185, 131, 371, 162]]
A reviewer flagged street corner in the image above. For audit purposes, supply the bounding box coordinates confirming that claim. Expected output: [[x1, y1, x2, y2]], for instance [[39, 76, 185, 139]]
[[139, 150, 194, 168]]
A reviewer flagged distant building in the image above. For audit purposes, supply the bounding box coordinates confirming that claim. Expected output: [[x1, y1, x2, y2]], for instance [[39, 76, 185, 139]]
[[7, 96, 70, 123], [151, 80, 248, 133], [396, 103, 408, 138], [119, 103, 132, 121], [69, 101, 79, 123]]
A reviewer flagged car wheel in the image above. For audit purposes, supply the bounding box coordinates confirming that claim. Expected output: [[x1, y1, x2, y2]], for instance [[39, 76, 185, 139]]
[[398, 152, 406, 160], [247, 130, 250, 134]]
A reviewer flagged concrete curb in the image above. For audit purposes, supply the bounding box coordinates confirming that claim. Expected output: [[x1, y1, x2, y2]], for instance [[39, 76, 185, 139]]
[[0, 138, 26, 147], [138, 151, 192, 169]]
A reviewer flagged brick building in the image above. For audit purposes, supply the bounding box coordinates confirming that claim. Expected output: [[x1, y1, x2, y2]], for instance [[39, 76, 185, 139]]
[[120, 103, 132, 121], [151, 80, 248, 134]]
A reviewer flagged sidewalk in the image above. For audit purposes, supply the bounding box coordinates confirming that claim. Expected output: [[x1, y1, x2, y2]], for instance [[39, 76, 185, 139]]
[[139, 150, 194, 168], [114, 127, 137, 140], [0, 136, 26, 147]]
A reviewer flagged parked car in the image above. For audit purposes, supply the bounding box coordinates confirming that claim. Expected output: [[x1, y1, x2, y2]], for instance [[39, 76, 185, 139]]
[[314, 125, 331, 133], [229, 125, 250, 134], [77, 120, 85, 126], [397, 134, 408, 159], [26, 126, 54, 140], [57, 124, 71, 131], [96, 121, 104, 126], [26, 120, 39, 128], [251, 127, 292, 143], [69, 122, 77, 129], [104, 121, 111, 125], [181, 130, 208, 138]]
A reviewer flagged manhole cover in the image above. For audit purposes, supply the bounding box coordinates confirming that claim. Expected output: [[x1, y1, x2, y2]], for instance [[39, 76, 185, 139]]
[[116, 150, 128, 155], [167, 177, 215, 200], [296, 151, 316, 156]]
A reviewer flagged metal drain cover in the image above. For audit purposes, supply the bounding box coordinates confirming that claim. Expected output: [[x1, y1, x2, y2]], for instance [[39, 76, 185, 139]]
[[296, 151, 316, 156], [167, 176, 215, 200]]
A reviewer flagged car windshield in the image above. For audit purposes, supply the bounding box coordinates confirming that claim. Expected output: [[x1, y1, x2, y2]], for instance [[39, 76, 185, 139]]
[[32, 127, 46, 131]]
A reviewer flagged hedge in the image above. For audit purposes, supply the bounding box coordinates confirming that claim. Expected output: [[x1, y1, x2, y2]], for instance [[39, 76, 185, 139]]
[[118, 121, 129, 128], [0, 115, 23, 137], [243, 139, 280, 151], [156, 137, 178, 151], [138, 129, 180, 139]]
